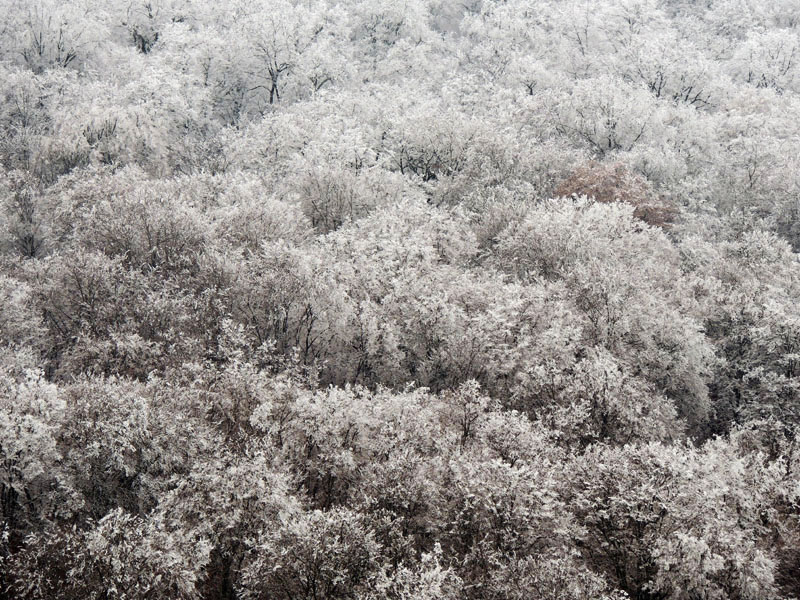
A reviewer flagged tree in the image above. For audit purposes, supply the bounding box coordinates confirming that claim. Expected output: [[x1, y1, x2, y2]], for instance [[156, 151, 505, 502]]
[[7, 508, 211, 600], [0, 0, 106, 72], [566, 440, 782, 600], [0, 368, 64, 548], [492, 198, 714, 437], [554, 161, 677, 227]]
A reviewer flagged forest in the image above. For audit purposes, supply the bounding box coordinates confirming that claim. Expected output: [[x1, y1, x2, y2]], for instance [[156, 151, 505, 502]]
[[1, 0, 799, 598]]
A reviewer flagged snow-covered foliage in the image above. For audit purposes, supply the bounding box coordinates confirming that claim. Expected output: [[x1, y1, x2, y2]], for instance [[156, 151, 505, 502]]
[[2, 0, 800, 598]]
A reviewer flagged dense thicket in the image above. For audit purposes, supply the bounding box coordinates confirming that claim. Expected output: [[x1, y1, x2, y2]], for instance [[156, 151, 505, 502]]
[[1, 0, 799, 598]]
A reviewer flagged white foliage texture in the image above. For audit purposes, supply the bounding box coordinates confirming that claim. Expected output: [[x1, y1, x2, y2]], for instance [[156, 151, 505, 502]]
[[1, 0, 800, 598]]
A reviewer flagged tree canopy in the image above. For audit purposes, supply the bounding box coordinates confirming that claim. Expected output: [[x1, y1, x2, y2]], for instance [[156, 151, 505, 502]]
[[2, 0, 800, 598]]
